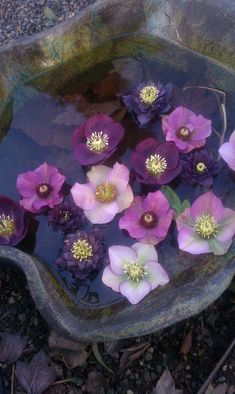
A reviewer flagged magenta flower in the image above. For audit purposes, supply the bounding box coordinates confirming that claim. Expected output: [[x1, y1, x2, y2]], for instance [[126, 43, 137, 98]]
[[131, 138, 181, 185], [162, 106, 212, 153], [0, 196, 29, 246], [176, 192, 235, 255], [119, 191, 174, 245], [17, 162, 66, 213], [71, 163, 134, 224], [102, 242, 169, 304], [72, 114, 125, 165], [219, 130, 235, 171]]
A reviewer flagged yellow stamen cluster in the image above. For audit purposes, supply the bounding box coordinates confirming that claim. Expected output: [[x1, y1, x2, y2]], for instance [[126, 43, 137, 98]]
[[71, 239, 93, 261], [86, 131, 109, 153], [143, 212, 154, 224], [139, 85, 159, 105], [145, 154, 167, 176], [0, 214, 15, 237], [178, 127, 190, 139], [195, 214, 218, 239], [123, 260, 147, 282], [95, 182, 116, 203], [38, 184, 49, 194], [196, 162, 207, 173]]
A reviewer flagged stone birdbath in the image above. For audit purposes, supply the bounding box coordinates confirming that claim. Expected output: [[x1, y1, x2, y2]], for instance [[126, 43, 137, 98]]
[[0, 0, 234, 342]]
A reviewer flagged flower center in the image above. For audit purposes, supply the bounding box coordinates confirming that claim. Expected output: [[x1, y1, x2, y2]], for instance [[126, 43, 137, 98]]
[[195, 214, 218, 239], [95, 182, 116, 203], [139, 211, 157, 229], [177, 127, 190, 140], [36, 183, 53, 198], [145, 154, 167, 176], [71, 239, 93, 261], [86, 131, 109, 153], [60, 210, 71, 223], [123, 260, 147, 282], [196, 162, 207, 173], [0, 214, 15, 237], [139, 85, 159, 105]]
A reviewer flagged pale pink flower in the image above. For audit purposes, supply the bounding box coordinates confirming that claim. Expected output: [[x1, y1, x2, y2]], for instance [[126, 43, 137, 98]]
[[176, 192, 235, 255], [119, 191, 173, 245], [162, 106, 212, 153], [219, 130, 235, 171], [16, 162, 65, 213], [102, 242, 169, 304], [71, 163, 134, 224]]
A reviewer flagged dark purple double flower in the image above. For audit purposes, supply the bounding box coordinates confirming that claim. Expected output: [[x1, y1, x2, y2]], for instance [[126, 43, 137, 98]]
[[48, 198, 87, 233], [122, 81, 172, 126], [72, 114, 125, 166], [55, 228, 105, 280], [181, 149, 220, 187], [131, 138, 181, 185], [0, 196, 29, 246]]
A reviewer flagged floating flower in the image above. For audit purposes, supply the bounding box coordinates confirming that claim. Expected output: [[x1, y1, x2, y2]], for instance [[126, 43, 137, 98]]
[[55, 229, 105, 280], [176, 192, 235, 255], [71, 163, 134, 224], [181, 149, 220, 187], [162, 106, 212, 153], [102, 243, 169, 304], [119, 191, 173, 245], [72, 114, 125, 165], [48, 198, 87, 233], [131, 138, 181, 185], [0, 196, 29, 246], [122, 81, 172, 126], [17, 162, 66, 213], [219, 130, 235, 171]]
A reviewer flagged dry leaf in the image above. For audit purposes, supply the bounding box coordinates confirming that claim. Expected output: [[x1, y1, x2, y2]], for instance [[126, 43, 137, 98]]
[[153, 368, 183, 394], [104, 340, 124, 359], [61, 348, 89, 369], [15, 350, 57, 394], [92, 72, 127, 98], [180, 329, 193, 355], [205, 383, 227, 394], [0, 332, 27, 364], [84, 370, 105, 394], [119, 342, 149, 371], [48, 331, 88, 351]]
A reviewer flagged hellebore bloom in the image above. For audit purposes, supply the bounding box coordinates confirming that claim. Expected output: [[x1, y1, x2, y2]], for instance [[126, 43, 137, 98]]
[[181, 149, 220, 187], [0, 196, 29, 245], [102, 242, 169, 304], [55, 229, 105, 280], [131, 138, 181, 185], [219, 130, 235, 171], [162, 106, 212, 153], [122, 81, 172, 126], [48, 198, 87, 233], [176, 192, 235, 255], [71, 163, 134, 224], [17, 162, 66, 213], [119, 191, 174, 245], [72, 114, 125, 165]]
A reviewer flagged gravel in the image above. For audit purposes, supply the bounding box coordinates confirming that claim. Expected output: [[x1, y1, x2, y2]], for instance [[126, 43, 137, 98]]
[[0, 0, 96, 46]]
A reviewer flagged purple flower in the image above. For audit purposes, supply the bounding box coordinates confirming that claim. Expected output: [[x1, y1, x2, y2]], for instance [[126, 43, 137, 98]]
[[48, 198, 87, 233], [131, 138, 181, 185], [176, 192, 235, 255], [17, 162, 66, 213], [55, 229, 105, 280], [71, 163, 134, 224], [72, 114, 125, 165], [181, 149, 220, 187], [102, 243, 169, 304], [0, 196, 29, 246], [219, 130, 235, 171], [122, 81, 172, 126], [119, 191, 173, 245], [162, 106, 212, 153]]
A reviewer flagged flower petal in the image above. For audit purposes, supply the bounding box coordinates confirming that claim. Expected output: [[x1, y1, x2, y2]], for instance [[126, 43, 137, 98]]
[[73, 143, 107, 165], [107, 163, 130, 193], [120, 280, 151, 304], [145, 261, 169, 289], [116, 185, 134, 212], [84, 201, 119, 224], [208, 238, 233, 256], [132, 242, 158, 262], [216, 208, 235, 242], [178, 227, 211, 254], [219, 141, 235, 171], [87, 165, 110, 185], [102, 265, 123, 292], [108, 245, 138, 275], [190, 192, 224, 222], [71, 183, 98, 210]]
